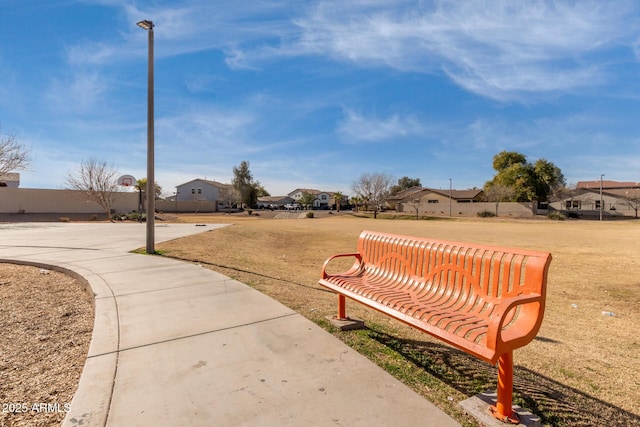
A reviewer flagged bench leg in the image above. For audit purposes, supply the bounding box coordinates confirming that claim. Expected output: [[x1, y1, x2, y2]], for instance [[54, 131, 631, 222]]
[[337, 294, 347, 320], [491, 351, 519, 424]]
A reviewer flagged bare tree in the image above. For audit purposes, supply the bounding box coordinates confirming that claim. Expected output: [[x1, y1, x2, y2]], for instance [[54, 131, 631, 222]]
[[550, 182, 577, 213], [351, 172, 394, 216], [483, 183, 516, 216], [408, 199, 421, 220], [621, 188, 640, 218], [66, 158, 121, 220], [0, 129, 32, 176], [219, 186, 240, 214]]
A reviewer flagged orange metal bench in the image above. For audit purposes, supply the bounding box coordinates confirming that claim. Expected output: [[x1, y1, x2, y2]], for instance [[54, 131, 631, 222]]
[[319, 230, 552, 423]]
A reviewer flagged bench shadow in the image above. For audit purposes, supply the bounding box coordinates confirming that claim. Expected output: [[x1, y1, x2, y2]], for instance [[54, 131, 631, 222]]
[[364, 329, 640, 427], [533, 335, 561, 344]]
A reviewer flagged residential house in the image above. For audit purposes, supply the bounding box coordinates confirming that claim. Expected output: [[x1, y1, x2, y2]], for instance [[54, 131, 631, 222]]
[[173, 178, 232, 212], [549, 180, 640, 218], [392, 187, 484, 214], [0, 173, 20, 188], [288, 188, 347, 209], [576, 180, 639, 190], [384, 186, 428, 210]]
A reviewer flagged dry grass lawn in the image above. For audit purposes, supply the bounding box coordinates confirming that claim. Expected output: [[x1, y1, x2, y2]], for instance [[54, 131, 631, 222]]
[[158, 213, 640, 426]]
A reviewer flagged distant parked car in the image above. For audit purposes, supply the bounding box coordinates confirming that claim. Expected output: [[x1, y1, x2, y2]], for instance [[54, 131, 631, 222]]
[[284, 203, 301, 211]]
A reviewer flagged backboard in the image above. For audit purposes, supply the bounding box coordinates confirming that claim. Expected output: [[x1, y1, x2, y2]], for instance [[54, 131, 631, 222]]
[[117, 174, 136, 187]]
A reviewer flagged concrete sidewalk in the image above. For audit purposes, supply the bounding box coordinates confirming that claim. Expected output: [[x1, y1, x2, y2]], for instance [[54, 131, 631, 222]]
[[0, 222, 459, 427]]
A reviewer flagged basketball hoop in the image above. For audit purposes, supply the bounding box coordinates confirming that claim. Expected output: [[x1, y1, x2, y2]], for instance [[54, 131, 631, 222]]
[[117, 174, 136, 187]]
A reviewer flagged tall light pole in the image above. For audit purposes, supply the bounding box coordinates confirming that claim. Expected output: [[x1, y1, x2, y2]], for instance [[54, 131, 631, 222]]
[[137, 19, 155, 254], [449, 178, 452, 217], [599, 174, 604, 221]]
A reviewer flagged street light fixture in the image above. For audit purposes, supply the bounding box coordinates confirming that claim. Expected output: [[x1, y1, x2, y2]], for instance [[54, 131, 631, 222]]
[[137, 19, 155, 254], [137, 19, 153, 31]]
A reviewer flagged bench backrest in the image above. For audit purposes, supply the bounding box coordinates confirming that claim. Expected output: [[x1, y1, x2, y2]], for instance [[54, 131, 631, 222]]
[[357, 230, 552, 302]]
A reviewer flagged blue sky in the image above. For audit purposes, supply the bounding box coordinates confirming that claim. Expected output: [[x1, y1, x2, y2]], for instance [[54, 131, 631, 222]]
[[1, 0, 639, 197]]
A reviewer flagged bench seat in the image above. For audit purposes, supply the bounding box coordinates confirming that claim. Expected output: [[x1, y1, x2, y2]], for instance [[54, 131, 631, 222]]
[[319, 230, 552, 422]]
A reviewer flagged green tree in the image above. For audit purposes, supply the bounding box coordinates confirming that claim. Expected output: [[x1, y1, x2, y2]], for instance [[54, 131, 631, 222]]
[[485, 151, 564, 202], [389, 176, 421, 195], [350, 196, 363, 212], [232, 160, 258, 208], [298, 192, 316, 209], [255, 181, 270, 197], [333, 191, 343, 212], [136, 178, 163, 199], [532, 159, 565, 202], [134, 178, 163, 218]]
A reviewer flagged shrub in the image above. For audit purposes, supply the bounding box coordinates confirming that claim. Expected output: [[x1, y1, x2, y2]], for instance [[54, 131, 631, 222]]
[[477, 210, 496, 218], [306, 212, 314, 218], [59, 217, 70, 222], [547, 212, 566, 221]]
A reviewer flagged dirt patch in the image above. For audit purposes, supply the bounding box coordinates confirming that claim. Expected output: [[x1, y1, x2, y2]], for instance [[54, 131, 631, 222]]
[[0, 264, 93, 427]]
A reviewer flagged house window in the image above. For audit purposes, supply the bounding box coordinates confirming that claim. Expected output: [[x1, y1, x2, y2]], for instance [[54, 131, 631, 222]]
[[191, 188, 195, 194], [566, 200, 581, 210], [197, 188, 202, 194], [595, 200, 601, 209], [427, 199, 439, 204]]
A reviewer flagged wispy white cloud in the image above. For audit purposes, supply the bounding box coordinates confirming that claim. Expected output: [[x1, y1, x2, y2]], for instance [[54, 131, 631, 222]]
[[158, 107, 255, 151], [8, 1, 640, 196], [46, 71, 108, 113], [424, 1, 630, 100], [227, 0, 638, 101], [66, 42, 116, 66], [54, 0, 640, 110], [71, 1, 639, 102], [337, 108, 426, 142]]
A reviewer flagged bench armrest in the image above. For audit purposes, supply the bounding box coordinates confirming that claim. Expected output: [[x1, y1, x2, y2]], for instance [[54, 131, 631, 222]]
[[320, 253, 363, 279], [486, 293, 544, 353]]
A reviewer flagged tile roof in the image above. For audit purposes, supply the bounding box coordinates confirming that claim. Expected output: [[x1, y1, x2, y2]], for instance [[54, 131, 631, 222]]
[[576, 180, 639, 189]]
